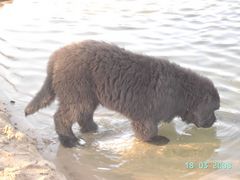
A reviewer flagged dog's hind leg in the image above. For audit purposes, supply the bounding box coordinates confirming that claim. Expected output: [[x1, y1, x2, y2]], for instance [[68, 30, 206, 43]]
[[77, 99, 99, 133], [54, 104, 82, 147], [78, 110, 98, 133]]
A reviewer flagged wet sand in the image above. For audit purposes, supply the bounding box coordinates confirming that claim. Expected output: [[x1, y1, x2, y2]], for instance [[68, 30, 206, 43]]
[[0, 102, 66, 180]]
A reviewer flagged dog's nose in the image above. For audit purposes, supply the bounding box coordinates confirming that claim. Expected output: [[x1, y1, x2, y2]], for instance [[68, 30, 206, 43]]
[[201, 122, 211, 128]]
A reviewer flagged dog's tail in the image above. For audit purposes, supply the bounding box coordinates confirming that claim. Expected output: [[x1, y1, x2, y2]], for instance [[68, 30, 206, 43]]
[[25, 63, 55, 116]]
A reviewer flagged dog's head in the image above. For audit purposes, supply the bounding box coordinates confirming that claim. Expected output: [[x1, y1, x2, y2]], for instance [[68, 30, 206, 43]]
[[183, 87, 220, 128]]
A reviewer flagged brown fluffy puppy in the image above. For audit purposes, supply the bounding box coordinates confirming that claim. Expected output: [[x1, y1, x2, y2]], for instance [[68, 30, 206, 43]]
[[25, 40, 220, 147]]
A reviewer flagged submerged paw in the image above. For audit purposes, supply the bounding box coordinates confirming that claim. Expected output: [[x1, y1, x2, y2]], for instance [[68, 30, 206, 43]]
[[148, 135, 170, 146], [59, 135, 85, 148]]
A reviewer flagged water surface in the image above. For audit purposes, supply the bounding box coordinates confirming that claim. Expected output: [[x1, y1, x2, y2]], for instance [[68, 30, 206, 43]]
[[0, 0, 240, 179]]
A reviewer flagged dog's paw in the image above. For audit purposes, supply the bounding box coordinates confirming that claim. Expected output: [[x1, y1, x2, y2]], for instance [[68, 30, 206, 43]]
[[59, 135, 85, 148], [80, 122, 98, 133], [147, 135, 170, 146]]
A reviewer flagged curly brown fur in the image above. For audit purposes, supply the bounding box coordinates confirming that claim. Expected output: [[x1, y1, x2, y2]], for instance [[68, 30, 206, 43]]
[[25, 40, 220, 147]]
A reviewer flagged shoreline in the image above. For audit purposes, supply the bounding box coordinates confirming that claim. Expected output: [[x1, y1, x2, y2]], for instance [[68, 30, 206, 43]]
[[0, 102, 66, 180]]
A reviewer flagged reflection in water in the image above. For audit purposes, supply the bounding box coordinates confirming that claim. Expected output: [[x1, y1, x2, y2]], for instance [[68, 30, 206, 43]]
[[54, 122, 220, 180], [0, 0, 240, 179]]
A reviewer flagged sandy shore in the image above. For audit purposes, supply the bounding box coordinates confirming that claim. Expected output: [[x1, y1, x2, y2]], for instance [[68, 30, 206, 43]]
[[0, 102, 66, 180]]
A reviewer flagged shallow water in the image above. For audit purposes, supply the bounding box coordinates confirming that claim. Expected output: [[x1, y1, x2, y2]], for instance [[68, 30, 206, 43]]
[[0, 0, 240, 179]]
